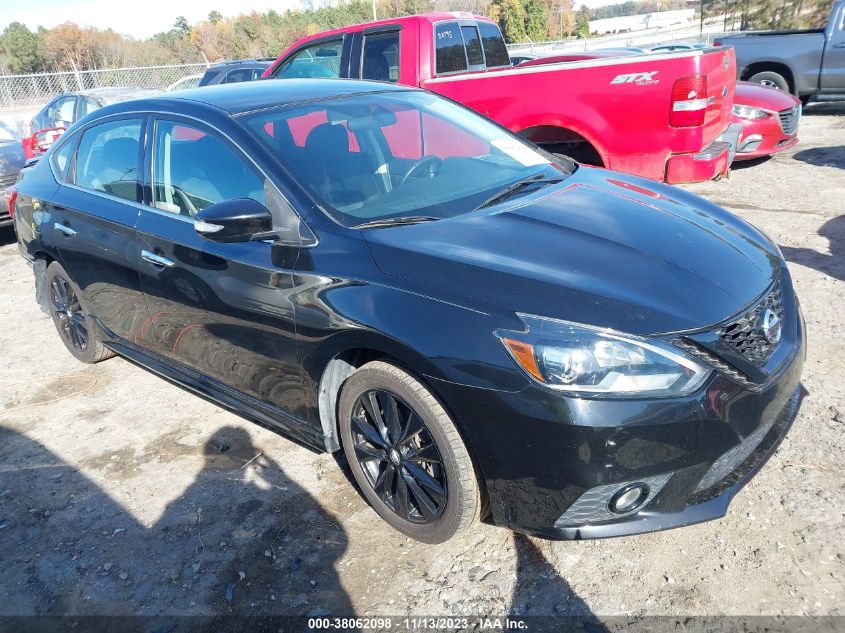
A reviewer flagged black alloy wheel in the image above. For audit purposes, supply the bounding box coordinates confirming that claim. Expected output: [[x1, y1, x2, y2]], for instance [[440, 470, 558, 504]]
[[50, 274, 88, 353], [350, 389, 447, 524], [44, 261, 114, 364], [338, 361, 481, 543]]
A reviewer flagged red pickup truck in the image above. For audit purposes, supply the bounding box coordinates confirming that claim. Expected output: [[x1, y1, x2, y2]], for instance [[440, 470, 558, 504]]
[[264, 13, 739, 183]]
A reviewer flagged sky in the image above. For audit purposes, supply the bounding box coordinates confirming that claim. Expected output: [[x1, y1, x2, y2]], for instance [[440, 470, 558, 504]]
[[0, 0, 626, 39], [0, 0, 305, 39]]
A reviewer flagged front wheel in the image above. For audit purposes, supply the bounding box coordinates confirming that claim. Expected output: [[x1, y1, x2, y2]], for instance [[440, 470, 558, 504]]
[[338, 361, 481, 543]]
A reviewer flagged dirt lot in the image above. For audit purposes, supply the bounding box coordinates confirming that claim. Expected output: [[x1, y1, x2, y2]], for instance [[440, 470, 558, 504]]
[[0, 103, 843, 622]]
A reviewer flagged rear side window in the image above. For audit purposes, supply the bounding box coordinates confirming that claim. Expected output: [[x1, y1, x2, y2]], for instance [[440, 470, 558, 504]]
[[74, 118, 142, 202], [435, 22, 467, 75], [479, 22, 510, 68], [461, 26, 484, 67], [51, 135, 77, 181], [362, 31, 401, 82]]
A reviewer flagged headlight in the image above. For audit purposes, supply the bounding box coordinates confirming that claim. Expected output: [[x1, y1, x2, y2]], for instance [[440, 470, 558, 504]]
[[495, 314, 711, 397], [733, 104, 768, 120]]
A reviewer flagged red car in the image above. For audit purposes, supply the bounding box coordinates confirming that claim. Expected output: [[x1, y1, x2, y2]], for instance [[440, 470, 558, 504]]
[[264, 13, 739, 184], [732, 81, 801, 160]]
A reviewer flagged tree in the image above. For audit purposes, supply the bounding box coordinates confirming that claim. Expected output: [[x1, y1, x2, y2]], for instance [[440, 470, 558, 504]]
[[174, 16, 191, 35], [208, 11, 223, 24], [0, 22, 49, 73], [575, 4, 590, 37], [524, 0, 549, 40], [490, 0, 528, 42]]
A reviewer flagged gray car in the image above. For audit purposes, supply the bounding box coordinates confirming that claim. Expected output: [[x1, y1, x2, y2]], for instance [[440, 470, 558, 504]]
[[30, 87, 164, 135], [0, 123, 25, 228], [714, 0, 845, 103]]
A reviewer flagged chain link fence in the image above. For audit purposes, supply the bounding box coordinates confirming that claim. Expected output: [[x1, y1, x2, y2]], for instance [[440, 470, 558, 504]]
[[0, 63, 209, 114]]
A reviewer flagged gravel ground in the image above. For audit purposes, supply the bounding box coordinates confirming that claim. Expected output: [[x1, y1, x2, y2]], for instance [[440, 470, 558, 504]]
[[0, 102, 843, 621]]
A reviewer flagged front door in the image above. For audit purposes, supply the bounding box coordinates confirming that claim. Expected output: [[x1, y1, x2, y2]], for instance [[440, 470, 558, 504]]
[[820, 14, 845, 92], [135, 117, 310, 426]]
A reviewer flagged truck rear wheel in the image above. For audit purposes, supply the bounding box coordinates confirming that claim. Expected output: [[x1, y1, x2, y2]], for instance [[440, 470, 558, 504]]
[[748, 71, 789, 92]]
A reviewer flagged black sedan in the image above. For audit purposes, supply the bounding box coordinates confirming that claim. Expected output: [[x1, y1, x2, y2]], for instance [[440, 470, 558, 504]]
[[12, 80, 805, 543]]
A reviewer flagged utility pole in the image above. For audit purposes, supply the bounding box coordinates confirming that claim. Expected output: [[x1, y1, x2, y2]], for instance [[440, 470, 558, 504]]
[[372, 0, 377, 21]]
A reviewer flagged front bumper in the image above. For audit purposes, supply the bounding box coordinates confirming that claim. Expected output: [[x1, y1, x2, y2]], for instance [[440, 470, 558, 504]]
[[734, 118, 799, 160], [430, 299, 805, 540]]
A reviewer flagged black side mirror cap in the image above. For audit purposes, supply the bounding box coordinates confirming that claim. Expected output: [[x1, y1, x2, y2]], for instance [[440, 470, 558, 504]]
[[194, 198, 274, 243]]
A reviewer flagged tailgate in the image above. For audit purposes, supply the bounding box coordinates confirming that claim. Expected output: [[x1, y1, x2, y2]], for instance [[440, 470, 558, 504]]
[[698, 47, 736, 147]]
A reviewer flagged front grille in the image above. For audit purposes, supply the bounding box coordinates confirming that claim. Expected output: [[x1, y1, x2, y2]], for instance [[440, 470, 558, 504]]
[[717, 278, 784, 365], [674, 339, 758, 390], [778, 105, 800, 135], [0, 173, 17, 190]]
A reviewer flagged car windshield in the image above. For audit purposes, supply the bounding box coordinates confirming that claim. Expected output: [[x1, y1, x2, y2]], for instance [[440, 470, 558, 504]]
[[240, 91, 574, 227]]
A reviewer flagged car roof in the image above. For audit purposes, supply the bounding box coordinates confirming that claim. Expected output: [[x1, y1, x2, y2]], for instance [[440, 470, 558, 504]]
[[209, 59, 273, 68], [77, 86, 164, 104], [128, 78, 416, 116]]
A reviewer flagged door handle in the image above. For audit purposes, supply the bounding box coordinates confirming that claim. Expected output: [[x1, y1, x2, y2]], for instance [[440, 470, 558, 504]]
[[141, 250, 175, 268], [54, 222, 77, 237], [833, 42, 845, 48]]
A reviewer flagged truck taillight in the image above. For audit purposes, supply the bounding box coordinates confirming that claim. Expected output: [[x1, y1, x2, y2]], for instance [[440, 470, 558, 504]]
[[670, 74, 708, 127], [5, 186, 17, 219]]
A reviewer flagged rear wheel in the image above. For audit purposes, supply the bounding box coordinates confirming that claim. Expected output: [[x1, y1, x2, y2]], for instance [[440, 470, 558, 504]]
[[45, 261, 114, 364], [338, 361, 480, 543], [748, 71, 790, 92]]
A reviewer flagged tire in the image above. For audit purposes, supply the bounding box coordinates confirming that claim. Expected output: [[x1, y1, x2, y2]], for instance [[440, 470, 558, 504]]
[[338, 361, 481, 543], [748, 71, 790, 92], [45, 261, 115, 364]]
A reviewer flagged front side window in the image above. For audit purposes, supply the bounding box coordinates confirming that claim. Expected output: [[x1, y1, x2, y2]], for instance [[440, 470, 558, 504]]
[[478, 21, 510, 68], [435, 22, 467, 75], [74, 118, 142, 202], [362, 31, 401, 82], [152, 120, 264, 217], [49, 96, 76, 125], [242, 91, 573, 227], [224, 68, 253, 84], [274, 40, 344, 79]]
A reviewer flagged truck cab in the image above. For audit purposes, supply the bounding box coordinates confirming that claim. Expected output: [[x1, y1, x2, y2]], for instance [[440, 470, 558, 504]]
[[266, 13, 739, 184]]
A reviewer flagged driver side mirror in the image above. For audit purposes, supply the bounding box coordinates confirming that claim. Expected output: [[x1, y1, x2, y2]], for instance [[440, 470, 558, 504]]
[[194, 198, 274, 243]]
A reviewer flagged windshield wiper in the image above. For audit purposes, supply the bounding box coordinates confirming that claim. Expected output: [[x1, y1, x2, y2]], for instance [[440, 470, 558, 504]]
[[352, 215, 441, 229], [474, 172, 564, 211]]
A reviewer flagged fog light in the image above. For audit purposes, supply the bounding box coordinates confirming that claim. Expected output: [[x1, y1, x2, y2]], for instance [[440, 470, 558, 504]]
[[609, 483, 649, 514]]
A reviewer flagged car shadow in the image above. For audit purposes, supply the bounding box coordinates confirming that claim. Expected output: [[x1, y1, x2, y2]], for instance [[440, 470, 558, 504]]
[[780, 214, 845, 282], [730, 156, 770, 170], [0, 226, 15, 246], [0, 423, 355, 622], [510, 533, 609, 629], [801, 102, 845, 117], [792, 146, 845, 169]]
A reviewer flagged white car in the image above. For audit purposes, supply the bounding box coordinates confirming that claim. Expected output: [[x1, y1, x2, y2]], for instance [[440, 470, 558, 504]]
[[166, 74, 203, 92]]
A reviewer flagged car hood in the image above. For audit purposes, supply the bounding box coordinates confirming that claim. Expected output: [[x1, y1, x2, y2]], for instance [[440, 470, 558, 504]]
[[363, 168, 781, 335], [735, 81, 800, 111]]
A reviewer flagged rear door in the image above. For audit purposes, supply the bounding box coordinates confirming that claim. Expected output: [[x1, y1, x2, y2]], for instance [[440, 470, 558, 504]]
[[135, 116, 310, 426], [48, 115, 149, 342]]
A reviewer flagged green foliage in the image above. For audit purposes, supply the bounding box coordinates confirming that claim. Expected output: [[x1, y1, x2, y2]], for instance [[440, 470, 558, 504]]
[[208, 11, 223, 24], [576, 5, 590, 37], [0, 22, 49, 73], [524, 0, 549, 40]]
